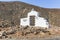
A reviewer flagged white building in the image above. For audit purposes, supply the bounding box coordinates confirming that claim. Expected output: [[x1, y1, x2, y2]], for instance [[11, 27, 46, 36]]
[[20, 9, 49, 28]]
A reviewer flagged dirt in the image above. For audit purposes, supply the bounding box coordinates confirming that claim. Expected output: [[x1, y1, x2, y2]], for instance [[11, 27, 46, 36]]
[[0, 20, 60, 40], [0, 2, 60, 27], [0, 25, 59, 40], [0, 1, 60, 40]]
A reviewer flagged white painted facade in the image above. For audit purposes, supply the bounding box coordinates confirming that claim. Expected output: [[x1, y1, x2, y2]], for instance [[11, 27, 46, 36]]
[[20, 9, 49, 28]]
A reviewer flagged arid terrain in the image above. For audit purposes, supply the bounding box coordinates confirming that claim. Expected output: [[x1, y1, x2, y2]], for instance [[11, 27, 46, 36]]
[[0, 25, 60, 40], [0, 1, 60, 40]]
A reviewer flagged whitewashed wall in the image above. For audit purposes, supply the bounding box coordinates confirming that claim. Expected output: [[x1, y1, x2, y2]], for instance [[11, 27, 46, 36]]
[[35, 17, 49, 28], [20, 18, 29, 26], [20, 9, 49, 28], [28, 10, 38, 17]]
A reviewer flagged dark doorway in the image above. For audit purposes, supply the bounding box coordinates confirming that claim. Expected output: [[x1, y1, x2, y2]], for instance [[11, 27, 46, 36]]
[[30, 16, 35, 26]]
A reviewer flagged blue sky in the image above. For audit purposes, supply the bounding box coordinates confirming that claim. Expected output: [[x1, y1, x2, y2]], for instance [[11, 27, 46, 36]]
[[0, 0, 60, 8]]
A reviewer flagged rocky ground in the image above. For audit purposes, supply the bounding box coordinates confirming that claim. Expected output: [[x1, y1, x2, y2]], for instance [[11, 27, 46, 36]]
[[0, 24, 60, 40], [0, 19, 60, 40], [0, 1, 60, 40]]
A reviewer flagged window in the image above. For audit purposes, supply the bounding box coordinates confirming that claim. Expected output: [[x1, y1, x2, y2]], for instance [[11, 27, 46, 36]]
[[23, 19, 27, 22]]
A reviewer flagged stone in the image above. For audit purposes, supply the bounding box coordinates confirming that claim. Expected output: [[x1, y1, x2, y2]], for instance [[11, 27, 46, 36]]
[[0, 31, 7, 39], [0, 31, 4, 37], [6, 29, 16, 35]]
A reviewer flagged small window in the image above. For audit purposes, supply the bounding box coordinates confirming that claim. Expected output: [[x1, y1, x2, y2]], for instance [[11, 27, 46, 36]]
[[23, 19, 27, 22], [46, 22, 49, 25]]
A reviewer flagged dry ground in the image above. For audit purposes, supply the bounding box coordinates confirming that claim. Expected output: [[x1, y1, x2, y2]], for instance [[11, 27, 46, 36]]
[[0, 25, 60, 40]]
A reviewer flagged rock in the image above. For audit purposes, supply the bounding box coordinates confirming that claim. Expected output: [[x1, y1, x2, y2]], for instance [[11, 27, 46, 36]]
[[22, 26, 29, 30], [0, 31, 7, 39], [21, 30, 31, 36], [33, 29, 40, 35], [6, 29, 16, 35], [40, 31, 45, 36], [33, 31, 37, 35], [0, 20, 11, 28], [2, 36, 8, 39], [48, 29, 56, 35], [0, 31, 4, 37]]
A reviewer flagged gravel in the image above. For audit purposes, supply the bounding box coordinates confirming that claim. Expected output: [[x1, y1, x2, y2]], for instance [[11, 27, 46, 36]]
[[0, 36, 60, 40]]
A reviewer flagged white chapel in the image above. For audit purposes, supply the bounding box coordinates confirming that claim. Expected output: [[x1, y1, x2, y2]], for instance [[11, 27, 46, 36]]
[[20, 9, 49, 28]]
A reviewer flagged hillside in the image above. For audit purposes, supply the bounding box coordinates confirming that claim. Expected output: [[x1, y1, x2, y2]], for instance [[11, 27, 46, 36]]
[[0, 1, 60, 40], [0, 1, 60, 27]]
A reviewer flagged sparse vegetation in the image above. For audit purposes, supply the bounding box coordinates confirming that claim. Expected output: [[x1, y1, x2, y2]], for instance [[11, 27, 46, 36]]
[[0, 1, 60, 40]]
